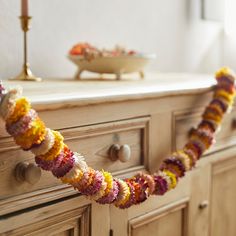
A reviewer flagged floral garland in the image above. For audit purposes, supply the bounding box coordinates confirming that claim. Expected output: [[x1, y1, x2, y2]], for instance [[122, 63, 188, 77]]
[[0, 67, 235, 209]]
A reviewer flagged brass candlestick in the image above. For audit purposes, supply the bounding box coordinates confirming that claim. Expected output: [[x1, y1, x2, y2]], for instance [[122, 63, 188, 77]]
[[11, 16, 41, 81]]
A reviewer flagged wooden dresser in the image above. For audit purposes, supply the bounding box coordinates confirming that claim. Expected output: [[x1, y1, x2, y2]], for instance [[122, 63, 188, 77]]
[[0, 74, 236, 236]]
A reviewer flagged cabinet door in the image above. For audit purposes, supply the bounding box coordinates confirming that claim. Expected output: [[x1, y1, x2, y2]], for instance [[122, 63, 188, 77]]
[[110, 161, 211, 236], [210, 155, 236, 236], [110, 178, 190, 236], [0, 196, 94, 236], [127, 199, 188, 236]]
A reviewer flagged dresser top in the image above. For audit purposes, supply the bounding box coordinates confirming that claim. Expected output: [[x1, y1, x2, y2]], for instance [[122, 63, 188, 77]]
[[3, 73, 215, 109]]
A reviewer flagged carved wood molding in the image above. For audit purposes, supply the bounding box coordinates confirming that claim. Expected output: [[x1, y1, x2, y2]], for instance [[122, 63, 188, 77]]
[[212, 156, 236, 175], [128, 197, 189, 235], [0, 198, 91, 235]]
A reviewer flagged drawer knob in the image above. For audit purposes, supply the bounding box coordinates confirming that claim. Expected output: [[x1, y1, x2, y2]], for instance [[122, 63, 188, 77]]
[[109, 144, 131, 162], [199, 200, 209, 210], [15, 162, 41, 185], [232, 119, 236, 129]]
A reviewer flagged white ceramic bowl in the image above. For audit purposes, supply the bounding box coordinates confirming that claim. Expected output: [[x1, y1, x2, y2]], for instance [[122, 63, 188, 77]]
[[68, 53, 156, 80]]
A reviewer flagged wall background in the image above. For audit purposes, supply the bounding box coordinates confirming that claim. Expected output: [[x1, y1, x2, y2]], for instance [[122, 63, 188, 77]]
[[0, 0, 225, 79]]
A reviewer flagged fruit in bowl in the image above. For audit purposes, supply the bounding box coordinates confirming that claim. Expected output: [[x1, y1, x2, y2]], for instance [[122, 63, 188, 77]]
[[68, 43, 156, 80]]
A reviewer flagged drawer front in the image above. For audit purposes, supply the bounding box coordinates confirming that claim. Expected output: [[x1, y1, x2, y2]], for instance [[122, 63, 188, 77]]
[[173, 107, 236, 154], [0, 196, 91, 235], [0, 117, 149, 200], [62, 117, 149, 174]]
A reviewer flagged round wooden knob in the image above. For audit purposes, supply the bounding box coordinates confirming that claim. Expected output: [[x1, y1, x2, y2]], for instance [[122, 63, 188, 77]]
[[15, 162, 41, 185], [199, 200, 209, 210], [109, 144, 131, 162], [232, 119, 236, 130]]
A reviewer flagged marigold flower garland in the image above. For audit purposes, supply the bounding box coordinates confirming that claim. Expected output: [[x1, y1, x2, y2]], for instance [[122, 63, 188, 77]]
[[0, 67, 235, 209]]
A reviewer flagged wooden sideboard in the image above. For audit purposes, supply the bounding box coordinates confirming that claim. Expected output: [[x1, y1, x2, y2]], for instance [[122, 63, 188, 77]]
[[0, 74, 236, 236]]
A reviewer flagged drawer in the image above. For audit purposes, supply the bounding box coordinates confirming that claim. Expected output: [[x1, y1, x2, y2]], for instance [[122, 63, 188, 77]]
[[173, 107, 236, 154], [0, 196, 91, 235], [62, 117, 149, 174], [0, 117, 149, 201]]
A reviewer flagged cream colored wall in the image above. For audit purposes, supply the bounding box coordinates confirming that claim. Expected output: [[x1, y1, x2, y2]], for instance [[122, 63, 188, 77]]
[[0, 0, 223, 79], [223, 36, 236, 71]]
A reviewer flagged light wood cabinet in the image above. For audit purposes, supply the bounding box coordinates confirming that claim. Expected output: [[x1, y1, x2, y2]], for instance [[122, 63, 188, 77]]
[[209, 151, 236, 236], [0, 76, 236, 236]]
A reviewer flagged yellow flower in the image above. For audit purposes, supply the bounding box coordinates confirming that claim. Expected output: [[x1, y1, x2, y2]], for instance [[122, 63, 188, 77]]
[[163, 170, 177, 189], [114, 179, 130, 206], [215, 67, 231, 79], [215, 89, 234, 103], [102, 170, 113, 195], [61, 168, 83, 184], [15, 117, 46, 150], [6, 97, 31, 124], [39, 131, 64, 161], [173, 150, 191, 171], [202, 111, 222, 124]]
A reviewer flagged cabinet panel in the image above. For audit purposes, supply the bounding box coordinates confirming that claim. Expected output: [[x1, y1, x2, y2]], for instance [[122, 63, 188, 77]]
[[14, 209, 86, 236], [129, 201, 187, 236], [0, 196, 91, 236], [210, 157, 236, 236]]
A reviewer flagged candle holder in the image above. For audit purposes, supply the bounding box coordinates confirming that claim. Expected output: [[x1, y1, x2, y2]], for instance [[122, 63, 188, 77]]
[[11, 16, 41, 81]]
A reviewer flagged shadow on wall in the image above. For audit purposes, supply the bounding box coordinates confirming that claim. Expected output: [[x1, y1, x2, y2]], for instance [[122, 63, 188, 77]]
[[223, 35, 236, 73], [181, 0, 224, 73]]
